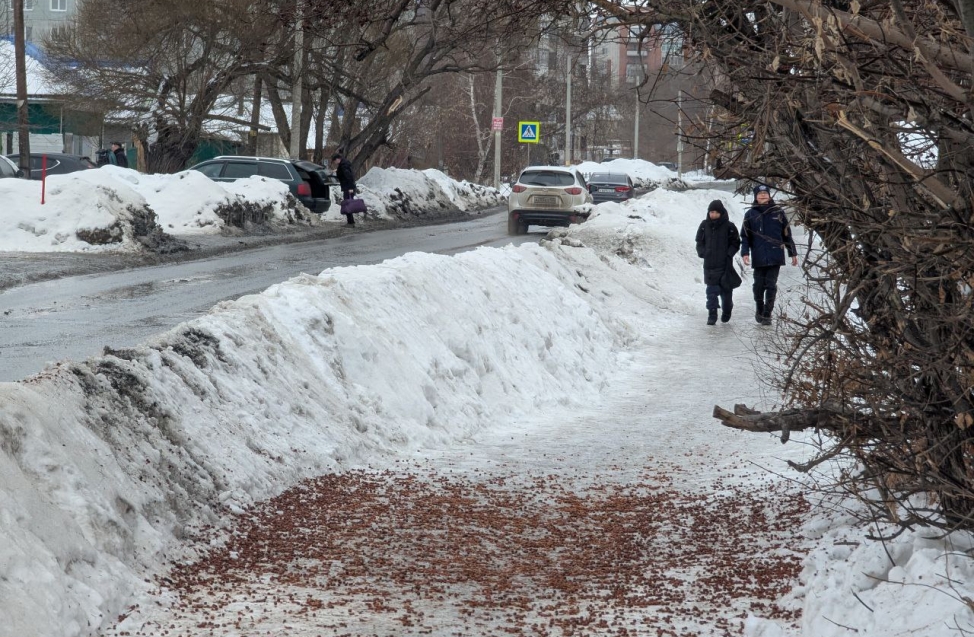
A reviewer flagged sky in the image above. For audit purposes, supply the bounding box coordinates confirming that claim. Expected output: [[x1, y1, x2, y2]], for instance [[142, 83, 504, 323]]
[[1, 160, 972, 636]]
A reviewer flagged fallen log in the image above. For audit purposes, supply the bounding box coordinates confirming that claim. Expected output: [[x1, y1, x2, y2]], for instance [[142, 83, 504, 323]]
[[712, 403, 845, 443]]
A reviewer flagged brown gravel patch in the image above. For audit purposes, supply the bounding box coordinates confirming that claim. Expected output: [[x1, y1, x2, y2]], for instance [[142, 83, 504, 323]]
[[109, 465, 809, 637]]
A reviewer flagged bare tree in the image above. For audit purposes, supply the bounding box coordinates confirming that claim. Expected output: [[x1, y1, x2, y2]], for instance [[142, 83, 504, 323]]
[[46, 0, 287, 172], [578, 0, 974, 532]]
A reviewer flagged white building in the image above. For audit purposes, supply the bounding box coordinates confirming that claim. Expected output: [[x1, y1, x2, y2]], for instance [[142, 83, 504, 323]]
[[0, 0, 77, 46]]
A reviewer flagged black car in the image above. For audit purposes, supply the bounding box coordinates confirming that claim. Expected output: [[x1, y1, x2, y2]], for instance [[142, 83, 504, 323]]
[[5, 153, 97, 179], [587, 172, 635, 204], [189, 156, 334, 213]]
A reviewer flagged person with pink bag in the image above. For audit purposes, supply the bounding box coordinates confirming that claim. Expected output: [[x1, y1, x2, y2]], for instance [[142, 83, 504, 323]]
[[330, 151, 365, 225]]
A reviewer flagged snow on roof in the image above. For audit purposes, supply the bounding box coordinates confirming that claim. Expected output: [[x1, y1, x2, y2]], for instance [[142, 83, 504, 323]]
[[0, 38, 58, 97]]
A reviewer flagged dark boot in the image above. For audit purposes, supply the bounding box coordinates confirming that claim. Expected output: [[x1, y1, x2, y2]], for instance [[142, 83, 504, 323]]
[[754, 300, 765, 324], [721, 306, 732, 323], [762, 293, 776, 326], [707, 309, 718, 325]]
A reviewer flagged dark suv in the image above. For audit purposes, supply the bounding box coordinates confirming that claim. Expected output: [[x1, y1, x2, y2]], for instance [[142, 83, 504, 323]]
[[189, 156, 334, 213]]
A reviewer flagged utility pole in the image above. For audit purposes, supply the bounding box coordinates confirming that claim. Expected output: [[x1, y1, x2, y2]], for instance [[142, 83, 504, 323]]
[[565, 54, 572, 166], [288, 3, 304, 160], [13, 0, 30, 177], [633, 94, 640, 159], [493, 65, 502, 189], [633, 62, 641, 160], [677, 90, 684, 177]]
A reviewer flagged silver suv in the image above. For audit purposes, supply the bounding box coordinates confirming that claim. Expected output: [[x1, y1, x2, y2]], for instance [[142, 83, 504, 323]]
[[507, 166, 593, 235]]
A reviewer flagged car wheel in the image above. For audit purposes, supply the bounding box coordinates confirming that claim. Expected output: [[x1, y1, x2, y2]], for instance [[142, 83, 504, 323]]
[[508, 213, 527, 236]]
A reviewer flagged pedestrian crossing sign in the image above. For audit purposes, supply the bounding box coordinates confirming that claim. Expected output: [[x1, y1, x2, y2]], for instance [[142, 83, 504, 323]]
[[518, 121, 540, 143]]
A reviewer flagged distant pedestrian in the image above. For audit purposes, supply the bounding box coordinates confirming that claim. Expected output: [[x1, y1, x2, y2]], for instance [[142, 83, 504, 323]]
[[695, 199, 741, 325], [330, 152, 357, 226], [110, 142, 128, 168], [740, 184, 798, 326]]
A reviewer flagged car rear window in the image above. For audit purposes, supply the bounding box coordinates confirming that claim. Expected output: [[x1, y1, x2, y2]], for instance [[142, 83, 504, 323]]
[[589, 173, 629, 185], [519, 170, 575, 187], [259, 162, 293, 180], [223, 162, 259, 179]]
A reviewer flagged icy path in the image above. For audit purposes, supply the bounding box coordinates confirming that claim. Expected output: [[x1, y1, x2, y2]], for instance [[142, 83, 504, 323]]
[[105, 311, 815, 637]]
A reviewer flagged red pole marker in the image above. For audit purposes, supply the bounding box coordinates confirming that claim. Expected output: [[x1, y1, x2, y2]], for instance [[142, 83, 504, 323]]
[[41, 154, 47, 205]]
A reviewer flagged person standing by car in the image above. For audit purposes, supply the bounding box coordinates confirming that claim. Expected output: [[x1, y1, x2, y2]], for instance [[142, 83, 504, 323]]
[[740, 184, 798, 325], [695, 199, 741, 325], [330, 151, 357, 226], [110, 142, 129, 168]]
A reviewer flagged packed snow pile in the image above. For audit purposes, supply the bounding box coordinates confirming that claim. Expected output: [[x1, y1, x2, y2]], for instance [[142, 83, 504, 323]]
[[89, 166, 310, 232], [3, 170, 163, 252], [0, 243, 622, 637], [339, 166, 505, 222], [0, 165, 506, 253]]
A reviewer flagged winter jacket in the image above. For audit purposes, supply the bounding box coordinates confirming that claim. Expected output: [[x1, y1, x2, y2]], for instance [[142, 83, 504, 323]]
[[695, 203, 741, 286], [740, 201, 796, 268], [112, 147, 129, 168], [335, 158, 356, 196]]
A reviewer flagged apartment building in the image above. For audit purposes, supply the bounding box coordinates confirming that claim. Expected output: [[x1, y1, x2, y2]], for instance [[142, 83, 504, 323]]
[[590, 19, 683, 87], [0, 0, 77, 46]]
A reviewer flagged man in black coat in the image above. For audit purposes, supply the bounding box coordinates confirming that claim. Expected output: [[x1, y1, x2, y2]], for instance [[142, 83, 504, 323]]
[[740, 184, 798, 325], [695, 199, 742, 325], [110, 142, 129, 168], [330, 152, 357, 226]]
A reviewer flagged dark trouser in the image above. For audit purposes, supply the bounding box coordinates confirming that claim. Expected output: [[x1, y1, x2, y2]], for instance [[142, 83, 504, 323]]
[[752, 266, 780, 316], [343, 191, 355, 225], [705, 284, 733, 312]]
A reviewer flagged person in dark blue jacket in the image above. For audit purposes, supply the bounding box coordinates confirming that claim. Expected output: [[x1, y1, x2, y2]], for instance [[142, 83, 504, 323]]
[[695, 199, 741, 325], [740, 184, 798, 325]]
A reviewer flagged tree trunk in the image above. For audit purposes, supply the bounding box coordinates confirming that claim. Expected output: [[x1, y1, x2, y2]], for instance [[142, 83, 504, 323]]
[[146, 125, 199, 174]]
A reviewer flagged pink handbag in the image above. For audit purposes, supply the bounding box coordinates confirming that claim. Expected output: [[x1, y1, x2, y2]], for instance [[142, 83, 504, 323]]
[[340, 197, 367, 215]]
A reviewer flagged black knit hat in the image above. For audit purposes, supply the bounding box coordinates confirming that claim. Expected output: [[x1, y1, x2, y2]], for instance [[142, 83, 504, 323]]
[[752, 184, 771, 196], [708, 200, 727, 214]]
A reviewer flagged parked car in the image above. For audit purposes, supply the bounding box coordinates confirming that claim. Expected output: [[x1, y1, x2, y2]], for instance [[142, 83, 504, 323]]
[[188, 156, 334, 213], [657, 161, 678, 172], [587, 172, 635, 204], [5, 153, 97, 179], [0, 154, 24, 179], [507, 165, 593, 235]]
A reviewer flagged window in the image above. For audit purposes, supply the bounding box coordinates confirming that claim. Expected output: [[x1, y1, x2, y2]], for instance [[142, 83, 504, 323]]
[[193, 162, 226, 178], [50, 0, 66, 10], [222, 162, 258, 179], [30, 156, 61, 171], [8, 0, 35, 10], [258, 161, 292, 180], [519, 170, 574, 187]]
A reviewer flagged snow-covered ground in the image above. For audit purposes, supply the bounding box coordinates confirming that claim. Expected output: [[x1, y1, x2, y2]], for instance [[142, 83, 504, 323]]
[[1, 169, 971, 636], [0, 165, 504, 252]]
